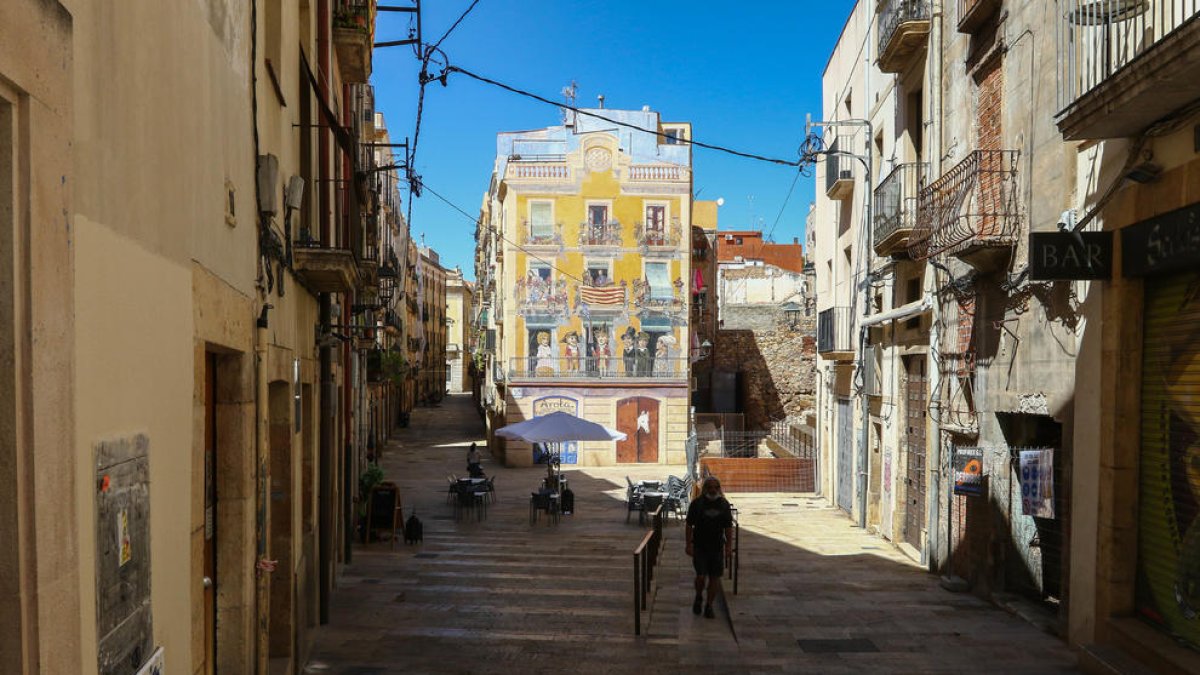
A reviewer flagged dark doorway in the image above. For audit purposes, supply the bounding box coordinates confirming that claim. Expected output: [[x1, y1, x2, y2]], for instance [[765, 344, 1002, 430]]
[[904, 356, 928, 551]]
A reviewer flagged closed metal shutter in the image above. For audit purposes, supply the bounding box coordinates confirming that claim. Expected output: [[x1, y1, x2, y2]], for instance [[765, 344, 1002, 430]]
[[837, 398, 854, 512], [1136, 271, 1200, 649], [904, 357, 927, 551]]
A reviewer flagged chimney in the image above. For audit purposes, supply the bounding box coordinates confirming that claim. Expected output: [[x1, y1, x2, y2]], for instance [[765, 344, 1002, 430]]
[[597, 94, 605, 109], [793, 237, 799, 245]]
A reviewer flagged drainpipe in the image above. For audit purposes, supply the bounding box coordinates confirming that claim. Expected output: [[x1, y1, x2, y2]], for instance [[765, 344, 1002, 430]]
[[318, 295, 333, 624], [342, 293, 354, 565], [856, 145, 874, 530], [317, 0, 334, 625], [926, 0, 946, 573], [254, 304, 272, 673]]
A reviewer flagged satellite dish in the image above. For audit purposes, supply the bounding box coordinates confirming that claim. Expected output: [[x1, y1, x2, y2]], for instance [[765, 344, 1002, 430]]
[[716, 197, 725, 207]]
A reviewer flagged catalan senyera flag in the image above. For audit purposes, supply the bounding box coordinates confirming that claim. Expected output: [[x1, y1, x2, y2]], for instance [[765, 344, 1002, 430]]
[[580, 286, 624, 305]]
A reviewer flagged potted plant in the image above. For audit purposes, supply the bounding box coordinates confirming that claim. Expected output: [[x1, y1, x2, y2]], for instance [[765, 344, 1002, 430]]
[[357, 462, 385, 543]]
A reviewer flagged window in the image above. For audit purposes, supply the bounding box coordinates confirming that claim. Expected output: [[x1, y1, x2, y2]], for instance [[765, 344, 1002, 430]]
[[734, 237, 743, 245], [585, 261, 611, 286], [529, 262, 551, 282], [645, 205, 666, 232], [530, 201, 553, 239], [664, 127, 685, 145], [646, 262, 672, 300], [587, 204, 608, 226]]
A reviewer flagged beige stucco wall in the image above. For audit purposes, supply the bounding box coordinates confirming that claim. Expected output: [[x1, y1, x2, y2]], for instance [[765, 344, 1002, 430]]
[[74, 218, 197, 673], [0, 1, 80, 672]]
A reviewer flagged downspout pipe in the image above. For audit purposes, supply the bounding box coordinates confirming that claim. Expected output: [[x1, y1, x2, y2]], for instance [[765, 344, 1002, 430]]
[[318, 295, 333, 624], [254, 304, 272, 673], [927, 0, 946, 573]]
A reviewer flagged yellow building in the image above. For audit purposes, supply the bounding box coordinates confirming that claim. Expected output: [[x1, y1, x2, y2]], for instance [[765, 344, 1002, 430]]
[[475, 108, 696, 467], [446, 268, 475, 393]]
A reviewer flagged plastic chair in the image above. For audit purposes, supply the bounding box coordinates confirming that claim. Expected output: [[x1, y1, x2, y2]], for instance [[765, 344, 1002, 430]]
[[530, 490, 559, 526]]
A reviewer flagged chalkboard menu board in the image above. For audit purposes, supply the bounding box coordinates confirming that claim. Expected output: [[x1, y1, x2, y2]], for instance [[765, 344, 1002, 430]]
[[367, 482, 401, 545]]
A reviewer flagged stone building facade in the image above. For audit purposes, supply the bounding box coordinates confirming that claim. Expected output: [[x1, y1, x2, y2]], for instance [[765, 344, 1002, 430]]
[[713, 305, 816, 430], [0, 1, 399, 672]]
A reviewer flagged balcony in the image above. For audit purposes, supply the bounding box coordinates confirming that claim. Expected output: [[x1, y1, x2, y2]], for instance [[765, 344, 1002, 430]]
[[332, 0, 374, 84], [957, 0, 1001, 33], [514, 275, 570, 320], [627, 164, 687, 182], [825, 136, 855, 200], [632, 277, 686, 316], [523, 220, 564, 250], [508, 356, 689, 382], [293, 240, 359, 293], [573, 282, 629, 316], [817, 307, 854, 360], [634, 218, 683, 255], [873, 162, 926, 256], [578, 220, 623, 249], [506, 157, 571, 181], [909, 150, 1020, 268], [878, 0, 931, 74], [1057, 1, 1200, 139]]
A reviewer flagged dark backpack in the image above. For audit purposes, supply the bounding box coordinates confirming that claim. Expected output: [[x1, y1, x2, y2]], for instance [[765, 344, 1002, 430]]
[[404, 513, 423, 544]]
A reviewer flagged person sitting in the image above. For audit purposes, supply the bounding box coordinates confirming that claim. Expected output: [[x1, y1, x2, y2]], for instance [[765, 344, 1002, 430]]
[[467, 443, 484, 478]]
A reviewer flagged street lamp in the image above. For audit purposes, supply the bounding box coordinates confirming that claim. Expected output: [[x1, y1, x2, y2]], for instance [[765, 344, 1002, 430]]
[[782, 301, 804, 330]]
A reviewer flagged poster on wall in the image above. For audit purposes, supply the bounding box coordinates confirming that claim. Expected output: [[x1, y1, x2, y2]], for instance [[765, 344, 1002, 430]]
[[952, 446, 985, 496], [533, 396, 579, 464], [1019, 449, 1056, 518]]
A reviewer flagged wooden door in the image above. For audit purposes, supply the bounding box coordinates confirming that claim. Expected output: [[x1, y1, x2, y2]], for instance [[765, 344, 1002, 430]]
[[203, 354, 217, 675], [903, 357, 927, 551], [616, 397, 659, 463], [616, 398, 639, 463]]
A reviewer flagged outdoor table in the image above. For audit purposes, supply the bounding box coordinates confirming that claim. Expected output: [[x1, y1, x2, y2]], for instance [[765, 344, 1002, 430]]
[[637, 480, 662, 491]]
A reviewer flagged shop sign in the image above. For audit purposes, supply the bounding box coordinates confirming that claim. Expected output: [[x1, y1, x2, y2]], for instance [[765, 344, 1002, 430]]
[[1029, 232, 1113, 280], [1122, 202, 1200, 276], [1019, 448, 1055, 518], [532, 396, 579, 464], [952, 446, 985, 497]]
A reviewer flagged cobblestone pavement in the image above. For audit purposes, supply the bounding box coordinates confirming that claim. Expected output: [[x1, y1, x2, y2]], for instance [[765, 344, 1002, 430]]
[[303, 394, 1078, 674]]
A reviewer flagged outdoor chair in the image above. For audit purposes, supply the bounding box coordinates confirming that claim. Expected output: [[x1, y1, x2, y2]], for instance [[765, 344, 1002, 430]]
[[530, 490, 559, 526], [640, 492, 665, 526], [446, 475, 459, 504], [625, 482, 645, 524], [484, 477, 497, 504]]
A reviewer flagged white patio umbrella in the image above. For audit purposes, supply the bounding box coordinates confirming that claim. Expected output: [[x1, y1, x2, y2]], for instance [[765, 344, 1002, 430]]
[[495, 410, 626, 443], [495, 411, 626, 488]]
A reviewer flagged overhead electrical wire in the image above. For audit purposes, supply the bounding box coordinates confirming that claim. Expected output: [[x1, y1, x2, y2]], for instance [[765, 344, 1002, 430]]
[[429, 0, 483, 52], [765, 167, 803, 243], [413, 177, 586, 284], [439, 64, 805, 168]]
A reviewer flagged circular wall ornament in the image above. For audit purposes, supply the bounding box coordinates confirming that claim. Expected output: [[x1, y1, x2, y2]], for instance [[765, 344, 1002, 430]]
[[585, 147, 612, 173]]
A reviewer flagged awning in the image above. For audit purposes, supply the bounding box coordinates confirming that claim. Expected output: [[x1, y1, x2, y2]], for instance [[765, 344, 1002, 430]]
[[859, 296, 931, 328]]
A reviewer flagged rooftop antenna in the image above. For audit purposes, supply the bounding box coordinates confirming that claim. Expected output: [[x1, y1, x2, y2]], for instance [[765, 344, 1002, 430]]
[[597, 94, 605, 109], [561, 80, 578, 127]]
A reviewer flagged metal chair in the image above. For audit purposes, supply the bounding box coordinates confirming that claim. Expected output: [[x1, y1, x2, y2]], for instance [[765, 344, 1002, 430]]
[[530, 490, 559, 526]]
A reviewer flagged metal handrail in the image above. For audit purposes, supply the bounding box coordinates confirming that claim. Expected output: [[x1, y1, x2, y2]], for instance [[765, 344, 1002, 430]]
[[726, 507, 739, 596], [632, 505, 665, 635]]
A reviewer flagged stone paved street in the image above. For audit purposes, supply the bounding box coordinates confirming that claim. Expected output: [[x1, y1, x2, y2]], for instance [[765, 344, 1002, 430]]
[[303, 395, 1078, 674]]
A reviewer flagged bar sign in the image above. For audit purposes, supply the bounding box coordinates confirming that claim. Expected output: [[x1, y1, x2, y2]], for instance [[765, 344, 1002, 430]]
[[1029, 231, 1113, 281]]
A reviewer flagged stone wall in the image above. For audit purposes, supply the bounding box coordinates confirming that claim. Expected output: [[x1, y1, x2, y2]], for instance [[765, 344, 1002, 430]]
[[714, 304, 816, 429]]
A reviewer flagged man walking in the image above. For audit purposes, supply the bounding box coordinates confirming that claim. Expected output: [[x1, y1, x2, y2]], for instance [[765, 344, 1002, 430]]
[[685, 476, 733, 618]]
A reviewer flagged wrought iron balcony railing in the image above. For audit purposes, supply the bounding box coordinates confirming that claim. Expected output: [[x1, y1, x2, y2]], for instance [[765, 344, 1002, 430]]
[[1057, 0, 1200, 139], [523, 220, 564, 248], [909, 150, 1020, 262], [579, 220, 623, 247], [634, 217, 683, 250], [632, 277, 686, 312], [825, 136, 855, 199], [817, 306, 854, 357], [332, 0, 374, 83], [509, 356, 689, 381], [873, 162, 926, 255], [513, 275, 570, 317], [878, 0, 931, 73]]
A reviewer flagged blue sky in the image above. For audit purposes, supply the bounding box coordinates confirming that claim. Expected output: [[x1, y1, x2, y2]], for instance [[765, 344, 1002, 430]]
[[372, 0, 857, 279]]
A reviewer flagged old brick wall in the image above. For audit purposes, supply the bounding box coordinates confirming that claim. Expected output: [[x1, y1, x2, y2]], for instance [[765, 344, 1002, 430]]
[[714, 304, 816, 429]]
